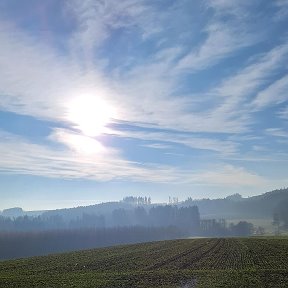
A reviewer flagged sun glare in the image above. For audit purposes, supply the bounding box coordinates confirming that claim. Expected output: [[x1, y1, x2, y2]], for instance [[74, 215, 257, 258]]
[[67, 94, 116, 137], [53, 129, 106, 155], [67, 134, 105, 155]]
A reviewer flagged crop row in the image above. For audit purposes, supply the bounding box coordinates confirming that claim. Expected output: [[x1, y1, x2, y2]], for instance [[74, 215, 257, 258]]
[[1, 237, 288, 287]]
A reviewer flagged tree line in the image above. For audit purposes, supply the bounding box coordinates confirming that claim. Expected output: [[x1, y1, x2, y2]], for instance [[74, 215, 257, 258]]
[[0, 205, 259, 237], [0, 204, 259, 260], [0, 205, 200, 234], [200, 219, 258, 237]]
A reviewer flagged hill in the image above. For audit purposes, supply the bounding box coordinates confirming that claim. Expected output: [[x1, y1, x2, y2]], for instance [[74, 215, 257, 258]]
[[35, 188, 288, 220], [1, 237, 288, 287], [182, 188, 288, 219], [1, 188, 287, 222]]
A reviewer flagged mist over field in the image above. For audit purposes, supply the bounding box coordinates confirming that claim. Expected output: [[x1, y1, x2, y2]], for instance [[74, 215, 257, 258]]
[[1, 188, 287, 260]]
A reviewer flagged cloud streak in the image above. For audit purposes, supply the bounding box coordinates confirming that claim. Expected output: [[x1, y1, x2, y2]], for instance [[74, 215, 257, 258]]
[[252, 74, 288, 109], [177, 0, 261, 71], [110, 129, 238, 155], [0, 129, 269, 189], [0, 129, 178, 183]]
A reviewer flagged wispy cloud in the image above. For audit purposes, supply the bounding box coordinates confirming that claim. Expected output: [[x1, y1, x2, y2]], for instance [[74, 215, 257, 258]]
[[0, 129, 179, 183], [177, 22, 255, 71], [214, 44, 288, 99], [278, 106, 288, 119], [0, 20, 79, 120], [273, 0, 288, 21], [188, 165, 267, 187], [111, 129, 238, 155], [252, 74, 288, 109], [202, 42, 288, 132], [177, 0, 261, 71], [265, 128, 288, 138], [141, 143, 172, 150], [0, 129, 269, 189], [66, 0, 152, 67]]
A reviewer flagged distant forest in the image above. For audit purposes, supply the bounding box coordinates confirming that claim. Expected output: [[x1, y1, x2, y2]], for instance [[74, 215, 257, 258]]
[[0, 205, 262, 260], [0, 188, 287, 260], [0, 205, 200, 232]]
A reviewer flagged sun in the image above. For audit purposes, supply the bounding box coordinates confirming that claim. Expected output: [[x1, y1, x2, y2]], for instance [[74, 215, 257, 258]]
[[66, 94, 116, 137]]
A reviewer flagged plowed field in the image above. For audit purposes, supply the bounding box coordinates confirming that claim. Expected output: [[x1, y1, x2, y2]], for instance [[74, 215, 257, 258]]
[[1, 237, 288, 287]]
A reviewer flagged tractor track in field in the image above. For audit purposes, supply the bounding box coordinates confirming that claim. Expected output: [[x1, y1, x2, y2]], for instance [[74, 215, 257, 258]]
[[179, 238, 225, 269], [144, 238, 223, 270]]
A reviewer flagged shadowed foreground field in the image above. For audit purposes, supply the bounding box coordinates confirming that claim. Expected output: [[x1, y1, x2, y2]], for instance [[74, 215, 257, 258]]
[[0, 237, 288, 287]]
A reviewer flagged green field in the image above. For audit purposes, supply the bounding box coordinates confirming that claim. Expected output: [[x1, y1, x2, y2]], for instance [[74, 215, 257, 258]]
[[1, 237, 288, 287]]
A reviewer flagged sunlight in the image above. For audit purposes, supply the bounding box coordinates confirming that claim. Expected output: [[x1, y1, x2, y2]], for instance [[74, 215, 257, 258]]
[[68, 134, 105, 155], [60, 132, 105, 155], [67, 94, 116, 137]]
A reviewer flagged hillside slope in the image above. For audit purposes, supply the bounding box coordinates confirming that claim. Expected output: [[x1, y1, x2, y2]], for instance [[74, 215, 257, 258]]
[[2, 188, 287, 221], [1, 237, 288, 287], [183, 188, 288, 219]]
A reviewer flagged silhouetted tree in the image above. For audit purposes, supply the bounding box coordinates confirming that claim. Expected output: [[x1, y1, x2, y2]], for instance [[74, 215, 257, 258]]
[[230, 221, 254, 236], [273, 212, 281, 235], [112, 209, 130, 226], [134, 207, 148, 225], [275, 200, 288, 229]]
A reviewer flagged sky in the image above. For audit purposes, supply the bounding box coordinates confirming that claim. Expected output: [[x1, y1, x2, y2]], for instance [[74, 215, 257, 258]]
[[1, 0, 288, 211]]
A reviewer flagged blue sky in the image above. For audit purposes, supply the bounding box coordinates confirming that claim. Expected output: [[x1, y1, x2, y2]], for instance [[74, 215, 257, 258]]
[[1, 0, 288, 211]]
